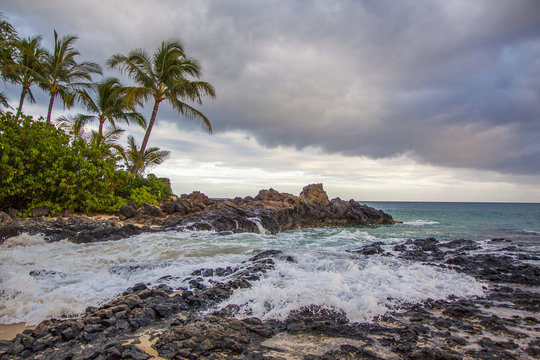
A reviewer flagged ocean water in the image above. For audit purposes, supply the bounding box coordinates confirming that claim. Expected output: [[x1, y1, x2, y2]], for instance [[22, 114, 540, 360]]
[[0, 202, 538, 326]]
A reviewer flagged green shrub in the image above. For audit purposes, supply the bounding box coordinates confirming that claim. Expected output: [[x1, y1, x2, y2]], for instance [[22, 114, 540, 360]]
[[115, 173, 172, 203], [129, 186, 159, 207], [0, 113, 126, 214]]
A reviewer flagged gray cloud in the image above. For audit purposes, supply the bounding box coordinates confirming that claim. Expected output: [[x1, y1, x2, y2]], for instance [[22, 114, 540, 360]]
[[3, 0, 540, 174]]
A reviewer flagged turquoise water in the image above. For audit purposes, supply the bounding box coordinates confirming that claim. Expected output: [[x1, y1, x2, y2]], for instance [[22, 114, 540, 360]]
[[362, 201, 540, 243]]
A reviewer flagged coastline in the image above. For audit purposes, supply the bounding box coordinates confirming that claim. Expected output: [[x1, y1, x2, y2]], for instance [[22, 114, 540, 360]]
[[0, 187, 539, 359], [0, 237, 538, 359]]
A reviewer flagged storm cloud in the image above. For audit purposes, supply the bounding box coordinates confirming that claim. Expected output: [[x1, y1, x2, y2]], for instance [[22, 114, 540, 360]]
[[3, 0, 540, 175]]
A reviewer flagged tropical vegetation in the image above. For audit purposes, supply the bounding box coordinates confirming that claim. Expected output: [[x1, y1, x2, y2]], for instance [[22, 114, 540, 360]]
[[108, 40, 215, 174], [0, 13, 215, 216]]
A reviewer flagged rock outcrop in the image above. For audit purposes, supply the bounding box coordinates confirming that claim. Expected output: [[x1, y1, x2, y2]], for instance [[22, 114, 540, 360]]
[[0, 184, 394, 243], [162, 183, 394, 235]]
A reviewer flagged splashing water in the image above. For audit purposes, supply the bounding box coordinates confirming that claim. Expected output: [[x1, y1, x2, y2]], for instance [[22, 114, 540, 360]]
[[0, 226, 484, 325]]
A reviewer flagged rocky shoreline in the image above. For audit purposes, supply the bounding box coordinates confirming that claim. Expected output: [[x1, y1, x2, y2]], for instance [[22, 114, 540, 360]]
[[0, 236, 538, 359], [0, 184, 395, 244]]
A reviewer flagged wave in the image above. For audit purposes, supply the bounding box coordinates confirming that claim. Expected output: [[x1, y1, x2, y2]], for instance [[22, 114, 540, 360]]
[[402, 220, 440, 226], [2, 233, 46, 248], [218, 253, 484, 323], [518, 229, 540, 236]]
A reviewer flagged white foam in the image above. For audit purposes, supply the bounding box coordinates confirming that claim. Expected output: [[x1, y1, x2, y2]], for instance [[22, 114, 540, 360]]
[[402, 220, 440, 226], [2, 233, 46, 248], [0, 231, 254, 325], [0, 228, 483, 325], [219, 253, 484, 322], [247, 217, 270, 235]]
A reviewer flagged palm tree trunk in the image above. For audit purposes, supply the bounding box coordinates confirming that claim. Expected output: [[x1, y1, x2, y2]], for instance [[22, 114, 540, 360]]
[[46, 94, 55, 124], [16, 86, 28, 120], [98, 117, 105, 137], [132, 100, 160, 175]]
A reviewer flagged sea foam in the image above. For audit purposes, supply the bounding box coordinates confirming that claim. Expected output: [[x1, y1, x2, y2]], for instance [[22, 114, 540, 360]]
[[402, 220, 441, 226], [218, 252, 484, 322], [0, 229, 482, 325]]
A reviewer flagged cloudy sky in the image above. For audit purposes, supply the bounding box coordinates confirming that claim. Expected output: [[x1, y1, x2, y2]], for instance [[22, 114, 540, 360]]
[[3, 0, 540, 201]]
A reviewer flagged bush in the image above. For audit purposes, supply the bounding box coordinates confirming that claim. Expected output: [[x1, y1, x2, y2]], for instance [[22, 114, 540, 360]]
[[0, 113, 127, 214], [129, 186, 159, 207], [115, 173, 172, 203]]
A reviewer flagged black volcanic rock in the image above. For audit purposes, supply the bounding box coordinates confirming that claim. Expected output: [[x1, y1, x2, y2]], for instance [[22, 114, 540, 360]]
[[0, 184, 394, 243]]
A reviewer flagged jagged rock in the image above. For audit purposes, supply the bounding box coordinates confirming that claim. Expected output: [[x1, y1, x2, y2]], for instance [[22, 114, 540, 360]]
[[181, 191, 214, 206], [0, 184, 394, 243], [255, 188, 295, 202], [299, 183, 330, 206], [160, 201, 176, 215], [352, 242, 385, 255], [140, 204, 164, 218]]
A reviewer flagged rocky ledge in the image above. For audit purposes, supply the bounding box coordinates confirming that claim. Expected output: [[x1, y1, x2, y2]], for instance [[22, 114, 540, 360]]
[[0, 238, 538, 359], [0, 184, 394, 243]]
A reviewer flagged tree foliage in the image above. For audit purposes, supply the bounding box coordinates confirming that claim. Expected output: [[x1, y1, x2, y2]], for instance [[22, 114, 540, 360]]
[[108, 40, 215, 174], [0, 113, 128, 214], [37, 30, 102, 123]]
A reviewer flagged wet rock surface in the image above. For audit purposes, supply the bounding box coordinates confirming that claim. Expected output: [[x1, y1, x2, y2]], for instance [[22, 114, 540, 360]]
[[0, 184, 394, 244], [1, 237, 538, 359]]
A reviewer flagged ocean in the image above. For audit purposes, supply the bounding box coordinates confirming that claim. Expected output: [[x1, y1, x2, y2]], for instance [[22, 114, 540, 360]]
[[1, 202, 539, 326]]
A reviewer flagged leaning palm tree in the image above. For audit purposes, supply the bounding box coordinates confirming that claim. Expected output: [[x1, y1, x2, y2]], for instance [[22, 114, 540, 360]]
[[75, 77, 146, 137], [119, 135, 170, 176], [38, 30, 102, 123], [2, 36, 48, 119], [108, 40, 215, 175]]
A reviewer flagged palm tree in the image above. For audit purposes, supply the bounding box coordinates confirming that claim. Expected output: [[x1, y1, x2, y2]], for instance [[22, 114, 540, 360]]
[[108, 40, 215, 175], [38, 30, 102, 123], [75, 77, 146, 137], [0, 12, 18, 71], [119, 135, 170, 176], [2, 36, 48, 119]]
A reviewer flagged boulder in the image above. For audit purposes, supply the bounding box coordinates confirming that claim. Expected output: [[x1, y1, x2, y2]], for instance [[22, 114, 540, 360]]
[[0, 211, 13, 224], [140, 204, 164, 218], [7, 208, 20, 219], [299, 183, 330, 206], [119, 204, 137, 219], [161, 201, 176, 215], [29, 206, 51, 217]]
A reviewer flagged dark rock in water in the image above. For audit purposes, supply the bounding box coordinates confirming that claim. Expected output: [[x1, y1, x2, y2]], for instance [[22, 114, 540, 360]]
[[164, 183, 394, 235], [29, 270, 64, 279], [351, 242, 385, 255]]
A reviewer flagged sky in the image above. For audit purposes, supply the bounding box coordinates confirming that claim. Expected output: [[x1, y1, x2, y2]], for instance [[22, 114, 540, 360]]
[[2, 0, 540, 202]]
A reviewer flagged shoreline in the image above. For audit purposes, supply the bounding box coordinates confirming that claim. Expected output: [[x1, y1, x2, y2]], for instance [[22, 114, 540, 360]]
[[0, 236, 538, 359]]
